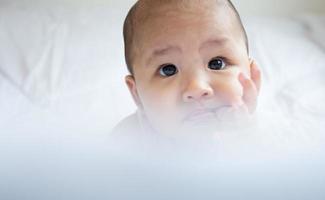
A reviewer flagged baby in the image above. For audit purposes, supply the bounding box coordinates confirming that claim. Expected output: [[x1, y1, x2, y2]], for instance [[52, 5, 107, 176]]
[[113, 0, 261, 138]]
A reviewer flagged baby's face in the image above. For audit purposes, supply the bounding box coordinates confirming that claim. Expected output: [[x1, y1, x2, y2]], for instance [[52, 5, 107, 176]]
[[126, 5, 250, 135]]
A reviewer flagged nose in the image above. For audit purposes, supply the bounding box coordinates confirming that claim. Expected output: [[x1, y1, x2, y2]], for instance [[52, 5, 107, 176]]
[[182, 76, 214, 103]]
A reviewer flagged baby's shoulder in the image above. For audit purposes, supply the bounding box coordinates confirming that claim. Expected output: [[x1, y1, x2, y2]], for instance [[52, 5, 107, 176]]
[[110, 112, 142, 138], [109, 112, 156, 151]]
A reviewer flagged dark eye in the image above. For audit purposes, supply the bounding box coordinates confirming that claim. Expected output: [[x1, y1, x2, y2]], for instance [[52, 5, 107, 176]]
[[208, 57, 226, 70], [159, 64, 178, 77]]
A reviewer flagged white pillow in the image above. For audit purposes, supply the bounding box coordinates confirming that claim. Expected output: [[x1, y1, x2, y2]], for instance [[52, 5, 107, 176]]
[[0, 0, 134, 104], [0, 0, 137, 135], [244, 16, 325, 141], [298, 15, 325, 50]]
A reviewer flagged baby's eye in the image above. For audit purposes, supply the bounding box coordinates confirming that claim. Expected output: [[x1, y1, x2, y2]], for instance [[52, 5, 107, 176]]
[[159, 64, 178, 77], [208, 57, 226, 70]]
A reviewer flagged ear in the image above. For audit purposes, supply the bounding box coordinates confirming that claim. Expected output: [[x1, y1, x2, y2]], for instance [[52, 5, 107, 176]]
[[125, 75, 143, 109]]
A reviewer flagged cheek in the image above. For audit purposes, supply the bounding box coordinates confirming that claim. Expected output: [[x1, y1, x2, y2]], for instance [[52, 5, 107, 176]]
[[241, 62, 250, 76], [138, 82, 181, 113], [211, 68, 243, 99], [137, 83, 183, 133]]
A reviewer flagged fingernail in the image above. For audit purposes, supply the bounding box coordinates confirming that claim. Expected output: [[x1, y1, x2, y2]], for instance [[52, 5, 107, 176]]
[[253, 65, 260, 75]]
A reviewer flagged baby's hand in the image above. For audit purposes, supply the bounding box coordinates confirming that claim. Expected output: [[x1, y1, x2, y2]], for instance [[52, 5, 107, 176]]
[[238, 59, 262, 114]]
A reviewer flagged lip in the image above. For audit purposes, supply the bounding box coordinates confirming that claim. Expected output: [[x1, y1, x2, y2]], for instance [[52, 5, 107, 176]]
[[183, 106, 229, 123]]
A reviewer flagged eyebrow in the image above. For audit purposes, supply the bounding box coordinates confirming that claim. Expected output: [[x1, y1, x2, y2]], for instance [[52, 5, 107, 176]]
[[199, 38, 229, 51], [147, 38, 229, 64], [152, 45, 182, 57], [146, 45, 182, 65]]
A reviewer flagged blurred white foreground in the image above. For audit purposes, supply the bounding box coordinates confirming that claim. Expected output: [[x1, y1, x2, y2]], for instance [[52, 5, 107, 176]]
[[0, 0, 325, 199]]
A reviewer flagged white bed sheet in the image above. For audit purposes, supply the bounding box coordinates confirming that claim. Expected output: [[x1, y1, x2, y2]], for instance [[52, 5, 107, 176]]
[[245, 16, 325, 145]]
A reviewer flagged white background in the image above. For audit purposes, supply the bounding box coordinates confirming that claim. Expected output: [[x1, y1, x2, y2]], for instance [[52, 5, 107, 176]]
[[233, 0, 325, 16]]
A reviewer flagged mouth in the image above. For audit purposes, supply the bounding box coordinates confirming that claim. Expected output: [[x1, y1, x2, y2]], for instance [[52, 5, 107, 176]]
[[183, 106, 231, 124]]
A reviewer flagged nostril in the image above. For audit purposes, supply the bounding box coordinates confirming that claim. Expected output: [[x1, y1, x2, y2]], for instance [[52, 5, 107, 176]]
[[183, 85, 214, 102], [186, 92, 210, 100], [203, 92, 209, 97]]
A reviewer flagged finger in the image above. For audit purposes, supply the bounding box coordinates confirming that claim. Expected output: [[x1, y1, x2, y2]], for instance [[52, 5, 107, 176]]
[[250, 60, 262, 94], [232, 103, 250, 120], [239, 73, 258, 113]]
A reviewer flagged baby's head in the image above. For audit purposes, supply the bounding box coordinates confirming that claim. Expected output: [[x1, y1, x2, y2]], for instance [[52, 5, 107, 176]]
[[123, 0, 252, 135]]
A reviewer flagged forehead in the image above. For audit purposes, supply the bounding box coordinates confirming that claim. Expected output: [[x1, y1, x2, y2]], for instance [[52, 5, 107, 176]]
[[130, 5, 241, 61], [132, 3, 242, 56]]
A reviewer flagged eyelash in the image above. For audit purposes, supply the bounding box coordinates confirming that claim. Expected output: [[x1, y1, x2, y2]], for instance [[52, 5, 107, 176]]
[[156, 56, 231, 76], [158, 63, 178, 77], [212, 56, 229, 65]]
